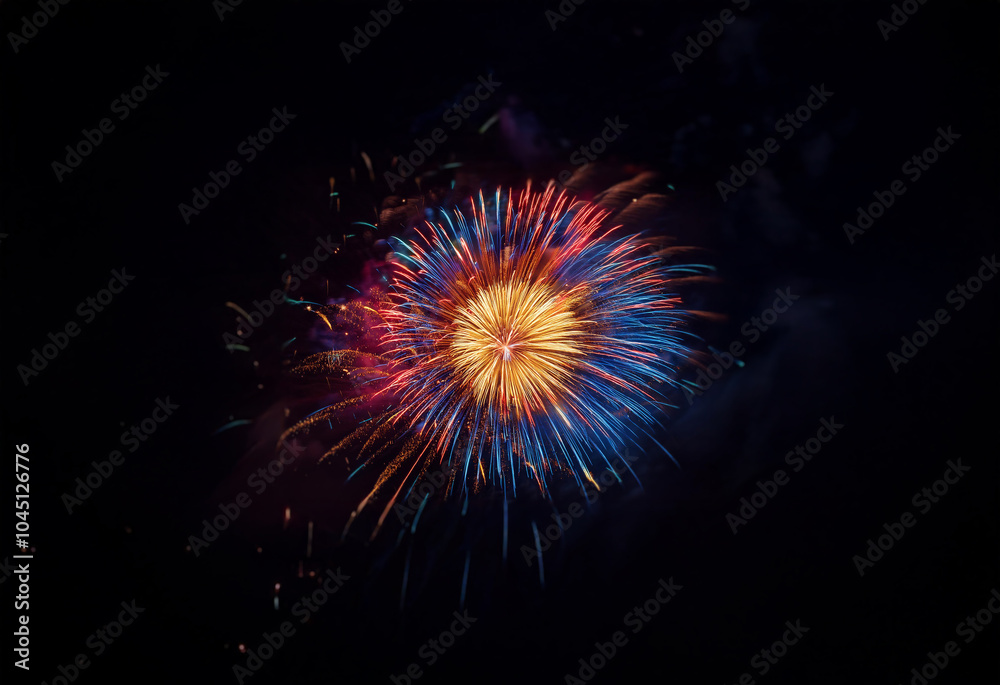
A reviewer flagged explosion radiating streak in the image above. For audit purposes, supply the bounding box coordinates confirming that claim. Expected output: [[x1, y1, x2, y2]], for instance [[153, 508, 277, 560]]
[[283, 185, 706, 538]]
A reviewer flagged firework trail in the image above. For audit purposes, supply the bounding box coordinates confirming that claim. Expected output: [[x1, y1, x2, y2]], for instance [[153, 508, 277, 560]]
[[281, 184, 706, 541]]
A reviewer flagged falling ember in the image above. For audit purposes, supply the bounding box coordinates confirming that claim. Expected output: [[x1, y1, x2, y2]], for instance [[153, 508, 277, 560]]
[[283, 186, 706, 537]]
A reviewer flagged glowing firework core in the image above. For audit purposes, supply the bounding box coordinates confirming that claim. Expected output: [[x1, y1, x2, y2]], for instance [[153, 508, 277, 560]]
[[449, 277, 583, 417]]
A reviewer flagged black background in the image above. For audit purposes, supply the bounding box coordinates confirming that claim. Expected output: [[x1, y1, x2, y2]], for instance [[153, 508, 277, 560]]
[[2, 1, 998, 684]]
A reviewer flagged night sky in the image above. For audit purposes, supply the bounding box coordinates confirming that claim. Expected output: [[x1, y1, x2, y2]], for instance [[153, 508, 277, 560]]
[[2, 1, 998, 684]]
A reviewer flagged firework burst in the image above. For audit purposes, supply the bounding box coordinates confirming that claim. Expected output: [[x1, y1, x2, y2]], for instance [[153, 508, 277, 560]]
[[283, 185, 705, 538]]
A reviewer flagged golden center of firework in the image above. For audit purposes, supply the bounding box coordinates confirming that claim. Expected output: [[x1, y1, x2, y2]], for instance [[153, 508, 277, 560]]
[[449, 278, 583, 414]]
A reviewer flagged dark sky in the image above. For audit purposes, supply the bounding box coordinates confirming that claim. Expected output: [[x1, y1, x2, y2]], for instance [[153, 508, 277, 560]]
[[2, 1, 998, 684]]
